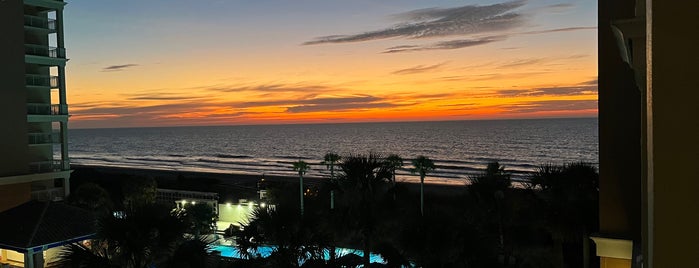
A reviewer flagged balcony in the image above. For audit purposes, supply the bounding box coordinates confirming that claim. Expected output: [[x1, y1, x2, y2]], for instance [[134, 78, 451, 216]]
[[31, 187, 65, 201], [25, 44, 65, 58], [27, 103, 67, 115], [23, 0, 67, 11], [28, 131, 61, 145], [24, 15, 56, 31], [26, 74, 59, 88], [29, 160, 66, 173]]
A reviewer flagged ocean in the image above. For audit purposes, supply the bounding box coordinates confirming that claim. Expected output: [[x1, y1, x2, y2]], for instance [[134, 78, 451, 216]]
[[68, 117, 598, 184]]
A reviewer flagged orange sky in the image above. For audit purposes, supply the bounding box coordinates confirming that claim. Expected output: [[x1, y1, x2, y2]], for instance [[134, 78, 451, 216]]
[[64, 0, 597, 128]]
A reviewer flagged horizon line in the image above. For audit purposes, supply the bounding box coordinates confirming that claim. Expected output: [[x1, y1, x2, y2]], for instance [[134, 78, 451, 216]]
[[70, 116, 598, 130]]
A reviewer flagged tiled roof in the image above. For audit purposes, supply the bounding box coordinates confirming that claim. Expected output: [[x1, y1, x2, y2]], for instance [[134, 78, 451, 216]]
[[0, 201, 96, 252]]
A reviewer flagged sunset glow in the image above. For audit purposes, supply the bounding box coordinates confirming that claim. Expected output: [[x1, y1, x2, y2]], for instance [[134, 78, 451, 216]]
[[64, 0, 597, 128]]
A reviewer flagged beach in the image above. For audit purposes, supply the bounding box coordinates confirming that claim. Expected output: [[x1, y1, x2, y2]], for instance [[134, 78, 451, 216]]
[[70, 164, 466, 203]]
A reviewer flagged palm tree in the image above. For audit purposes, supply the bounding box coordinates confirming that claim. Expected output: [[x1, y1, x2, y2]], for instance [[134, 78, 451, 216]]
[[530, 162, 599, 268], [411, 155, 435, 216], [57, 203, 205, 268], [322, 152, 341, 210], [386, 154, 403, 187], [386, 154, 403, 201], [338, 153, 393, 267], [292, 160, 310, 215], [469, 161, 513, 265]]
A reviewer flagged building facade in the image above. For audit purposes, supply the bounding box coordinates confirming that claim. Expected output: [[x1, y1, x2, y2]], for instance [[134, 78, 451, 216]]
[[0, 0, 70, 212], [597, 0, 699, 267], [0, 0, 78, 267]]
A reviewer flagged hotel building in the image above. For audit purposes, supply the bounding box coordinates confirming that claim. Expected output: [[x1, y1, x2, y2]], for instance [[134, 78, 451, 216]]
[[0, 1, 94, 267]]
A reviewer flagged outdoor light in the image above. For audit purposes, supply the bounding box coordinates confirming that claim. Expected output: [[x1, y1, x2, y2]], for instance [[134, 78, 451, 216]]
[[192, 201, 197, 205], [261, 202, 266, 208], [226, 202, 232, 207]]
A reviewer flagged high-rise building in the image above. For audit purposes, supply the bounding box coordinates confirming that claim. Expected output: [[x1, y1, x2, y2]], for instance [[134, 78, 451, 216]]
[[0, 1, 94, 267], [0, 0, 70, 211]]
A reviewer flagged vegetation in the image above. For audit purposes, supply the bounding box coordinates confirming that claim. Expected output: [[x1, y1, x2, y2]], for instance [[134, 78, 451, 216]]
[[322, 152, 341, 210], [66, 157, 599, 268], [410, 155, 435, 216], [292, 160, 311, 215]]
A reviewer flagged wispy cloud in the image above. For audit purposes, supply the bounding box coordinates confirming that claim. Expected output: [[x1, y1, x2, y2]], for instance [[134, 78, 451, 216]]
[[496, 85, 597, 97], [503, 99, 597, 113], [497, 58, 545, 68], [392, 63, 446, 75], [383, 36, 506, 53], [521, 26, 596, 35], [206, 84, 335, 93], [102, 64, 138, 72], [542, 3, 575, 13], [303, 0, 526, 45], [287, 102, 402, 113]]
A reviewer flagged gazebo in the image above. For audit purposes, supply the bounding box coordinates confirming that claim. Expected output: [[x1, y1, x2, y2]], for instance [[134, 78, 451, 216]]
[[0, 201, 95, 268]]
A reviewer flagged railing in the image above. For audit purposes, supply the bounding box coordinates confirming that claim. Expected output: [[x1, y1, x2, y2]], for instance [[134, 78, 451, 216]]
[[26, 74, 59, 88], [31, 187, 65, 201], [28, 160, 66, 173], [24, 15, 56, 30], [28, 131, 61, 144], [27, 103, 67, 115], [25, 44, 65, 58]]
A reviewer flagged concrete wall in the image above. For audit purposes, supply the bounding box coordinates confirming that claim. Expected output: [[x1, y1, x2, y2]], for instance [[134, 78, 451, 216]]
[[0, 0, 29, 177], [598, 0, 642, 241], [0, 183, 31, 212], [648, 1, 699, 267]]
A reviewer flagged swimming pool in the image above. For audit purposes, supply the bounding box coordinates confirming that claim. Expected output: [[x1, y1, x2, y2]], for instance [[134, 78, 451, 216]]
[[210, 244, 385, 264]]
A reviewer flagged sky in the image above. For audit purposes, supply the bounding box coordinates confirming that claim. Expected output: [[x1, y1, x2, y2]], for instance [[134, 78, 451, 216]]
[[62, 0, 597, 128]]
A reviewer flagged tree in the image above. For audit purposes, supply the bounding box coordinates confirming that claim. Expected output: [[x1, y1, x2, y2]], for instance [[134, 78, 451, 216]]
[[530, 162, 599, 268], [182, 203, 218, 238], [292, 160, 310, 215], [338, 153, 393, 267], [322, 152, 341, 210], [121, 176, 157, 210], [469, 161, 513, 265], [410, 156, 435, 216], [385, 155, 403, 195], [57, 203, 208, 268], [68, 182, 114, 217]]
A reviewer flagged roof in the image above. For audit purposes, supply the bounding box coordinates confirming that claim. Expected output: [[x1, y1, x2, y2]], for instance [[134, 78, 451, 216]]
[[0, 201, 96, 252]]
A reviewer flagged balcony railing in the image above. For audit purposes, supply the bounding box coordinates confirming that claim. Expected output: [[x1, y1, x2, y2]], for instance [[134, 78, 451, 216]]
[[25, 44, 65, 58], [27, 103, 68, 115], [31, 187, 65, 201], [28, 131, 61, 144], [24, 15, 56, 30], [26, 74, 59, 88], [28, 160, 66, 173]]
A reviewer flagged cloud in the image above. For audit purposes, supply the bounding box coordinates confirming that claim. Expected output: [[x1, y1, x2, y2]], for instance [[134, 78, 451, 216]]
[[392, 63, 446, 75], [303, 0, 526, 45], [543, 3, 575, 13], [497, 58, 544, 68], [383, 36, 505, 53], [207, 84, 334, 93], [495, 85, 597, 97], [580, 78, 598, 85], [102, 64, 138, 72], [127, 94, 211, 101], [504, 99, 598, 112], [521, 26, 596, 35], [287, 102, 402, 113]]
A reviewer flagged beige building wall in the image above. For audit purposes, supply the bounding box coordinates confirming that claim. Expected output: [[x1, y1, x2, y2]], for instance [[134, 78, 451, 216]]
[[647, 1, 699, 267], [0, 183, 31, 212], [0, 0, 30, 178]]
